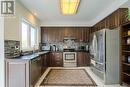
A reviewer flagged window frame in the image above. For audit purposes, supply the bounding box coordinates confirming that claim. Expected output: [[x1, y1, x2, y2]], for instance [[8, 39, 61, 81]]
[[30, 26, 38, 48], [21, 18, 38, 51]]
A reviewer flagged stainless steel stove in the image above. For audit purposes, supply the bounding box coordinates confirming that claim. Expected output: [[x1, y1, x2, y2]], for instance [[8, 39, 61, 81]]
[[63, 51, 77, 67]]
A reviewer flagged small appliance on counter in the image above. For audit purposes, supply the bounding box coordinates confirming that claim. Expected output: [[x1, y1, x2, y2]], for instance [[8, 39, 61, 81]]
[[51, 45, 59, 51], [40, 43, 51, 51]]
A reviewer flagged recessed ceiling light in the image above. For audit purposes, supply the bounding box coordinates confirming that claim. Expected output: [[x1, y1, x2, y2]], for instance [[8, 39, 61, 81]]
[[60, 0, 81, 15]]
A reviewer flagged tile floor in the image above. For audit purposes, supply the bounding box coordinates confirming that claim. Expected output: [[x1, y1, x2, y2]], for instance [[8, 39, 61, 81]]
[[35, 67, 127, 87]]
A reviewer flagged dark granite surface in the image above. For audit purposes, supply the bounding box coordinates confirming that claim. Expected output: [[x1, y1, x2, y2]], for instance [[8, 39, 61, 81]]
[[6, 50, 88, 61], [49, 50, 88, 52], [6, 51, 49, 60]]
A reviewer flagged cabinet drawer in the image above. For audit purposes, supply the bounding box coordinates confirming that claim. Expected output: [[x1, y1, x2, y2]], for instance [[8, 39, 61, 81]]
[[50, 52, 63, 67], [55, 55, 61, 58], [55, 61, 63, 67], [55, 57, 62, 61]]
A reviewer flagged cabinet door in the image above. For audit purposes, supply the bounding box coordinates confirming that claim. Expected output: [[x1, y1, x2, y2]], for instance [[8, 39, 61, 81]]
[[84, 53, 90, 66], [41, 28, 48, 43], [6, 61, 29, 87], [41, 54, 47, 74], [59, 29, 64, 42], [77, 52, 84, 67], [50, 53, 55, 67], [46, 53, 50, 67], [77, 52, 90, 67], [50, 53, 57, 67]]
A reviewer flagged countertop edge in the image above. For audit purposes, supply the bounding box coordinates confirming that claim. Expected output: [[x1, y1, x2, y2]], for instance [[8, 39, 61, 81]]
[[5, 51, 50, 61]]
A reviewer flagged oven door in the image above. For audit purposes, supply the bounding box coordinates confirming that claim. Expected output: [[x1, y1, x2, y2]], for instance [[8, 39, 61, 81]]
[[63, 52, 77, 63]]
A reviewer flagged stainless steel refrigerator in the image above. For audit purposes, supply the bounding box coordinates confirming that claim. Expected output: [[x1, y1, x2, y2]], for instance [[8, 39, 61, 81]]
[[89, 29, 120, 85]]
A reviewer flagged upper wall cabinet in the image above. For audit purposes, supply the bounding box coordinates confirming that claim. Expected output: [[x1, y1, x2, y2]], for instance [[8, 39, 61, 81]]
[[41, 27, 90, 43], [90, 8, 128, 33]]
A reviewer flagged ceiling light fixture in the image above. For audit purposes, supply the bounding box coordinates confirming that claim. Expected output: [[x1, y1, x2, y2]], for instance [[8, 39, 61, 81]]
[[60, 0, 80, 15]]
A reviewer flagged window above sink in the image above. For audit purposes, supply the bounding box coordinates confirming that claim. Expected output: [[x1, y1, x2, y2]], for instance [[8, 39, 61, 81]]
[[21, 18, 38, 51]]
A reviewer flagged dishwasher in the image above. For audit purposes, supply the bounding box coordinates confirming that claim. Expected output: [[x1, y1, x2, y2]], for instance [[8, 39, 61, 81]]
[[30, 56, 41, 87]]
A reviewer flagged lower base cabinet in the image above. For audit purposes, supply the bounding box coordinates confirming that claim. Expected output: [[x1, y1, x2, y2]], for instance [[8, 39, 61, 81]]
[[5, 60, 30, 87], [41, 53, 50, 74], [5, 52, 90, 87], [77, 52, 90, 67], [50, 52, 63, 67], [5, 56, 46, 87], [49, 52, 90, 67]]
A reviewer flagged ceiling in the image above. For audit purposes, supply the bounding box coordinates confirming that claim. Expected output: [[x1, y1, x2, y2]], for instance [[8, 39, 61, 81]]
[[18, 0, 128, 26], [121, 0, 130, 8]]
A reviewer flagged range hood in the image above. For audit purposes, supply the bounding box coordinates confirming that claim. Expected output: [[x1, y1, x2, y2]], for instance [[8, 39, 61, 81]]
[[63, 36, 76, 40]]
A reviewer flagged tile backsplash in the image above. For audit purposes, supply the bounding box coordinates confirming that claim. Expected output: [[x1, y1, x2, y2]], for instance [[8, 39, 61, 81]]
[[4, 40, 20, 58], [41, 41, 88, 52]]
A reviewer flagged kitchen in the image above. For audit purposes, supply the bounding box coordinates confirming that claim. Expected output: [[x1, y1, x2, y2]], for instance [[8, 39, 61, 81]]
[[1, 0, 130, 87]]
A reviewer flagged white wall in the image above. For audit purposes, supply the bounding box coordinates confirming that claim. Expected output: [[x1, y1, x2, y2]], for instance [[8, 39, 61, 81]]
[[4, 0, 41, 42], [0, 18, 5, 87], [2, 1, 40, 86]]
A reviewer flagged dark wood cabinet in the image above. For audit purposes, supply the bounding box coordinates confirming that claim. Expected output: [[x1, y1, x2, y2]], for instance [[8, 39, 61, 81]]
[[50, 52, 63, 67], [41, 27, 90, 43], [41, 54, 47, 74], [41, 53, 50, 74], [90, 8, 128, 33], [40, 52, 91, 68], [5, 52, 91, 87], [5, 54, 51, 87], [77, 52, 90, 67]]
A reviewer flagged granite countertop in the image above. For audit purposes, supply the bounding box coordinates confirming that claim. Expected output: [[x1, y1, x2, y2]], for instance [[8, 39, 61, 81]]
[[5, 51, 49, 61], [5, 50, 88, 61], [50, 50, 88, 52]]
